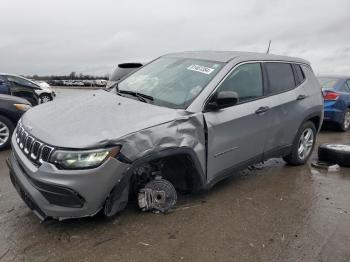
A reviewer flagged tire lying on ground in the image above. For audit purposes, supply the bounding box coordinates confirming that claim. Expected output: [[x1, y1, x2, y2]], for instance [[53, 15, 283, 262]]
[[318, 144, 350, 167]]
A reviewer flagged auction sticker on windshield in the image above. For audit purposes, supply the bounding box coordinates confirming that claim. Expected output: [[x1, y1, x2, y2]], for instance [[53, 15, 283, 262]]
[[187, 64, 215, 75]]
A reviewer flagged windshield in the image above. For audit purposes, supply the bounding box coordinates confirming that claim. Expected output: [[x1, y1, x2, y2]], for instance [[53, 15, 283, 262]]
[[318, 77, 340, 89], [117, 57, 223, 109]]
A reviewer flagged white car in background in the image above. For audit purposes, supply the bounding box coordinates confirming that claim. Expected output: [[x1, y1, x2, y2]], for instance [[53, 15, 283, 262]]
[[32, 80, 56, 103]]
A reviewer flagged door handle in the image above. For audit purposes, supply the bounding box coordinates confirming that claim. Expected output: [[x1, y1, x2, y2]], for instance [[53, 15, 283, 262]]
[[297, 94, 307, 100], [255, 106, 270, 114]]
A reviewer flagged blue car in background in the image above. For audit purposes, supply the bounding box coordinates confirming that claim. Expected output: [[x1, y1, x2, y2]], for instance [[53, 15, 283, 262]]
[[318, 76, 350, 131]]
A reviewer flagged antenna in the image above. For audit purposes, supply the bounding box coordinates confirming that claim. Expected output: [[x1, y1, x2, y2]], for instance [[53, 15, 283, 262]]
[[266, 40, 272, 54]]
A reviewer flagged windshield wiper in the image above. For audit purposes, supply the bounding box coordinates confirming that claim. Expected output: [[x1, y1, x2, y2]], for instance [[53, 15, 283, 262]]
[[117, 90, 154, 103]]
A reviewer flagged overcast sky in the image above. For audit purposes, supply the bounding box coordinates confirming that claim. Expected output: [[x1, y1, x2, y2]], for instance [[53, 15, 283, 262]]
[[1, 0, 350, 76]]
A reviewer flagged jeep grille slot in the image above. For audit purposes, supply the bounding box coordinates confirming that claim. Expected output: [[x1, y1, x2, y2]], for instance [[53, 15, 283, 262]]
[[15, 122, 54, 165]]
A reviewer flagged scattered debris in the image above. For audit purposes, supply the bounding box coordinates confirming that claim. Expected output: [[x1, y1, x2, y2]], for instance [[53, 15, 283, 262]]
[[0, 248, 10, 260], [176, 204, 201, 211], [328, 164, 340, 172], [138, 242, 151, 246], [311, 161, 340, 172], [93, 238, 114, 248], [248, 163, 265, 170]]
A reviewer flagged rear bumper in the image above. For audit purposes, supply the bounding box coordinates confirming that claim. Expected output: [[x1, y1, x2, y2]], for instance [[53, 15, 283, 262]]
[[8, 134, 131, 220]]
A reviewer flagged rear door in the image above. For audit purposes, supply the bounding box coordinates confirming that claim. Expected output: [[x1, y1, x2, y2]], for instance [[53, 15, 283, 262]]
[[262, 62, 309, 156], [204, 62, 272, 184]]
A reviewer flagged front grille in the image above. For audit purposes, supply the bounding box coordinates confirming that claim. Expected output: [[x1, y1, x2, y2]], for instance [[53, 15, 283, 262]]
[[15, 122, 55, 165]]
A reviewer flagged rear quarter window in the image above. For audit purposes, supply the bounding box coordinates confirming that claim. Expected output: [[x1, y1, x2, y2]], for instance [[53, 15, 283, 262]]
[[294, 64, 305, 85], [265, 62, 296, 95]]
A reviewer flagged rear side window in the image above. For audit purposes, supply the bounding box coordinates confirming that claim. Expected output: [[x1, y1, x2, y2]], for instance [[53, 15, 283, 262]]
[[294, 64, 305, 85], [346, 80, 350, 92], [265, 63, 295, 94], [340, 81, 350, 92]]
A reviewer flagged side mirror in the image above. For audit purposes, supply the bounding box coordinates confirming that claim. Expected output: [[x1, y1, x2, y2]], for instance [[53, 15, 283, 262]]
[[206, 91, 239, 111]]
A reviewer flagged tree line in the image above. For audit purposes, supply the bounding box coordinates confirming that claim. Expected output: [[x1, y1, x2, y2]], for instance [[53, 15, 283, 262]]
[[25, 72, 109, 81]]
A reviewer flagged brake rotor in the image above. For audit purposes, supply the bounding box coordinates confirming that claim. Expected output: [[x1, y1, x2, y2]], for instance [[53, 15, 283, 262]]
[[138, 178, 177, 213]]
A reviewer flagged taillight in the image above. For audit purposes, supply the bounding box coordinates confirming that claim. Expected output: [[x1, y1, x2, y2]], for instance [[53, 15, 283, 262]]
[[323, 91, 340, 101]]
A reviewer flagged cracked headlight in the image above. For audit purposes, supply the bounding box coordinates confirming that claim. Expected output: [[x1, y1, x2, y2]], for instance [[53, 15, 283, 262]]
[[50, 146, 121, 169]]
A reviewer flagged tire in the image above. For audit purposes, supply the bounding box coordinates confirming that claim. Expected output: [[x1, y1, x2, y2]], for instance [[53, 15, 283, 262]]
[[0, 115, 14, 150], [283, 121, 317, 166], [318, 144, 350, 167], [338, 109, 350, 132], [40, 94, 52, 103]]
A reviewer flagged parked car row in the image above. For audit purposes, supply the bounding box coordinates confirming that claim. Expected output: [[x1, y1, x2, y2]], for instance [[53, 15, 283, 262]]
[[49, 79, 107, 87]]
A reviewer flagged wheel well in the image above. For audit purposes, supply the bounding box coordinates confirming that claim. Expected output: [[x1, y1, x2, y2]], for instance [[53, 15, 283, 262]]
[[39, 93, 51, 97], [131, 153, 203, 193], [308, 116, 321, 130]]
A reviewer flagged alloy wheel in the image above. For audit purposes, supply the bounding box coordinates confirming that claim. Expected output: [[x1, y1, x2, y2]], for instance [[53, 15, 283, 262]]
[[297, 128, 314, 160], [0, 121, 10, 146], [343, 111, 350, 130], [41, 95, 51, 103]]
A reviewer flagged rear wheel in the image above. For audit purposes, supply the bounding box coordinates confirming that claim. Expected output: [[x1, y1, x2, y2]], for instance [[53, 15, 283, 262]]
[[283, 121, 316, 165], [0, 116, 14, 150], [339, 109, 350, 132]]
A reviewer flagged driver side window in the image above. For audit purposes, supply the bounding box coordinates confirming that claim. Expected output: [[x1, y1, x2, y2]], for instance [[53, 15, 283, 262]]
[[217, 63, 263, 104]]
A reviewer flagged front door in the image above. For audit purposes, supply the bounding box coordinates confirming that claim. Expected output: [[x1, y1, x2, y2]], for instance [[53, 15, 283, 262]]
[[204, 62, 272, 184]]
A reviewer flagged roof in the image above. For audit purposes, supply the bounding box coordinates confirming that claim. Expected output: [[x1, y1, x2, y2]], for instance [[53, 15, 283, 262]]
[[163, 50, 310, 64]]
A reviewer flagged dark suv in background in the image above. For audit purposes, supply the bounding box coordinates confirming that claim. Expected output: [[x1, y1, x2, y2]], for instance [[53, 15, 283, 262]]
[[0, 94, 31, 149], [105, 62, 143, 90]]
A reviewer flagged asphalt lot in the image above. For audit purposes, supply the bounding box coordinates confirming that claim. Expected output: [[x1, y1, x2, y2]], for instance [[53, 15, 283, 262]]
[[0, 88, 350, 261]]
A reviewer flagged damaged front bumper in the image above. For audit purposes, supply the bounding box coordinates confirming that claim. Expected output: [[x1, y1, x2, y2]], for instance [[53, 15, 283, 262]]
[[8, 135, 131, 221]]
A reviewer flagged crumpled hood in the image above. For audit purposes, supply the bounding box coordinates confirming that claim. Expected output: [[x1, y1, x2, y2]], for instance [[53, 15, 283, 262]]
[[21, 90, 180, 148]]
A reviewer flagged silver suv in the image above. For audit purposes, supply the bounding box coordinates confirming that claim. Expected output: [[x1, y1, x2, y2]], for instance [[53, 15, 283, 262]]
[[7, 51, 324, 220]]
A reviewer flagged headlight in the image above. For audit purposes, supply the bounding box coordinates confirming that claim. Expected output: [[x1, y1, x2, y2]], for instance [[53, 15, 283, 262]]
[[14, 104, 31, 111], [50, 146, 121, 169]]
